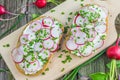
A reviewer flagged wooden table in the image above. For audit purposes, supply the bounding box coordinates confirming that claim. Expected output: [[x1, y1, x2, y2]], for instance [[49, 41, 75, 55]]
[[0, 0, 120, 80]]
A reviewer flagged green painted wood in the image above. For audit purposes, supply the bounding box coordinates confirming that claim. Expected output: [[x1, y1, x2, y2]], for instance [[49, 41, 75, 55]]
[[0, 0, 120, 80]]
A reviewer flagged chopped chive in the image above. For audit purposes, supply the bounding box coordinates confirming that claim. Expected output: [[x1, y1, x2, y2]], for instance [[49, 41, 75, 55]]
[[45, 68, 49, 71], [61, 68, 65, 72], [58, 54, 63, 58], [50, 9, 55, 13], [3, 44, 10, 47], [61, 12, 65, 15]]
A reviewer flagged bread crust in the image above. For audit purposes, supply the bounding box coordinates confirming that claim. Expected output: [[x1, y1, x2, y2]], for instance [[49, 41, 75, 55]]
[[14, 16, 64, 76]]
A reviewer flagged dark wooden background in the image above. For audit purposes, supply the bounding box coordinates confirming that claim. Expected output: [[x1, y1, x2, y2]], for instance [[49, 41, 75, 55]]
[[0, 0, 120, 80]]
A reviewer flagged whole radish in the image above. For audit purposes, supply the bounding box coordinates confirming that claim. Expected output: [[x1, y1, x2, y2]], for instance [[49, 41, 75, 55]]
[[107, 38, 120, 60], [0, 5, 7, 15], [34, 0, 47, 8], [106, 36, 120, 80]]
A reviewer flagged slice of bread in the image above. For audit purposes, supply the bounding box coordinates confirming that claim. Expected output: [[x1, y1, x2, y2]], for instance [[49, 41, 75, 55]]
[[65, 4, 108, 57], [11, 16, 64, 76]]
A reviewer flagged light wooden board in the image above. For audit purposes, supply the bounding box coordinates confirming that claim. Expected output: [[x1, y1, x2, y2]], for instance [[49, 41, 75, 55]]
[[0, 0, 120, 80]]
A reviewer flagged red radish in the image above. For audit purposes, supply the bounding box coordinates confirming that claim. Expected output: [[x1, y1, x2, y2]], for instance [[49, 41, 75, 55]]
[[11, 48, 23, 63], [73, 14, 85, 26], [34, 0, 47, 8], [29, 21, 42, 32], [75, 31, 87, 45], [51, 27, 62, 38], [0, 5, 6, 15], [107, 38, 120, 60], [42, 17, 54, 27], [66, 39, 78, 51], [50, 44, 59, 52], [43, 39, 54, 49], [20, 34, 29, 44], [0, 5, 19, 16], [34, 42, 43, 52]]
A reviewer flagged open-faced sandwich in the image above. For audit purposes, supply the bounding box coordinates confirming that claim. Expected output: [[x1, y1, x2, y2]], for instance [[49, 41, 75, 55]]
[[65, 4, 108, 57], [11, 16, 64, 75]]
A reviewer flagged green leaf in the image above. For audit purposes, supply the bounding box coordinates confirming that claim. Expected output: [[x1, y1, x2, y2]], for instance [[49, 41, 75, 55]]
[[89, 72, 107, 80], [31, 14, 40, 19], [0, 68, 9, 72]]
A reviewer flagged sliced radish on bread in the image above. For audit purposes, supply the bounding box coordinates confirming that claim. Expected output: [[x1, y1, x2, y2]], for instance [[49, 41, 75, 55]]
[[20, 34, 29, 44], [12, 48, 23, 63], [73, 14, 84, 26], [75, 31, 87, 45], [66, 39, 78, 51], [38, 28, 50, 40], [95, 23, 106, 34], [29, 21, 42, 32], [50, 44, 59, 52], [38, 49, 50, 59], [34, 42, 43, 52], [25, 60, 40, 72], [43, 39, 54, 49], [42, 17, 54, 27], [93, 36, 104, 50], [51, 27, 62, 38], [78, 45, 93, 57]]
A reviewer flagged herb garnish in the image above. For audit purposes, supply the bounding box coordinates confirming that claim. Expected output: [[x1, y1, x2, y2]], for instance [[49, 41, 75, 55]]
[[3, 44, 10, 47]]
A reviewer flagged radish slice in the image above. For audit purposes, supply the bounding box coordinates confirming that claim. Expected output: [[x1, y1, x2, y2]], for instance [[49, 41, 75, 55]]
[[42, 17, 54, 27], [95, 23, 106, 34], [71, 27, 81, 35], [75, 31, 87, 45], [51, 27, 62, 38], [38, 49, 50, 59], [93, 36, 104, 50], [29, 21, 42, 32], [34, 42, 43, 52], [73, 14, 84, 26], [87, 29, 96, 41], [18, 45, 29, 55], [12, 48, 23, 63], [28, 33, 36, 41], [50, 44, 59, 52], [25, 60, 40, 72], [78, 45, 93, 57], [43, 39, 54, 49], [38, 28, 50, 40], [25, 55, 36, 63], [20, 34, 29, 44], [66, 39, 78, 51], [71, 49, 81, 57], [23, 26, 33, 34]]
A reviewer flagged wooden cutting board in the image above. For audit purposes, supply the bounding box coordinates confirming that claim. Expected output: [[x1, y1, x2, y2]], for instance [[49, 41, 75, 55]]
[[0, 0, 120, 80]]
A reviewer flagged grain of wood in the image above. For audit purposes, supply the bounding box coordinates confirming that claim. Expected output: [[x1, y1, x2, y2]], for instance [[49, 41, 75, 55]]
[[0, 0, 120, 80]]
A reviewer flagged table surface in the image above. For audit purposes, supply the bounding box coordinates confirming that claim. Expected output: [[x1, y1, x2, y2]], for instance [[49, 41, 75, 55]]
[[0, 0, 120, 80]]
